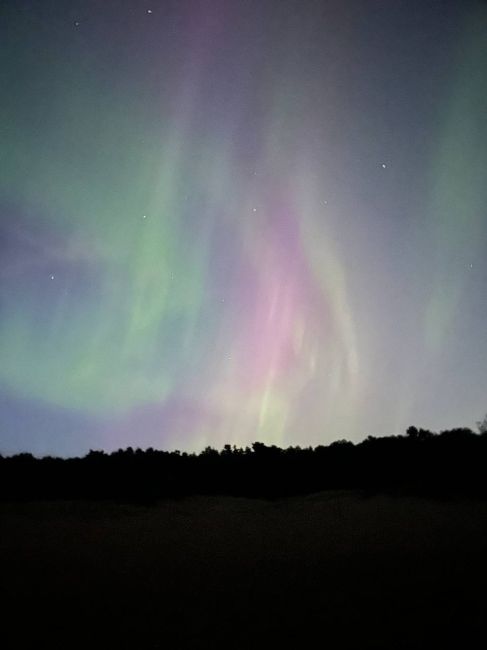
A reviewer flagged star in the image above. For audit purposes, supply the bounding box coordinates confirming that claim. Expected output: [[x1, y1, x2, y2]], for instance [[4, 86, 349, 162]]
[[74, 21, 80, 27], [252, 207, 257, 212], [50, 275, 55, 280], [142, 214, 147, 219], [381, 163, 387, 169]]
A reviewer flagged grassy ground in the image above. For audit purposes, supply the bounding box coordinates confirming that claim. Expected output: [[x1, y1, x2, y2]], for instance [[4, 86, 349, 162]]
[[1, 491, 486, 649]]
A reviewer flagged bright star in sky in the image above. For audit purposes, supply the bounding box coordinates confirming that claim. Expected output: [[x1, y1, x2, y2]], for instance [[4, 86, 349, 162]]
[[0, 0, 485, 457]]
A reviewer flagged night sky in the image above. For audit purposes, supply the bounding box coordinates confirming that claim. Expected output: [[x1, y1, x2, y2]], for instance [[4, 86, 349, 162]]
[[1, 0, 486, 456]]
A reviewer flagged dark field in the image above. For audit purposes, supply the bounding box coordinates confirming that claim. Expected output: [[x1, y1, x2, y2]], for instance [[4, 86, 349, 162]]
[[2, 492, 486, 649]]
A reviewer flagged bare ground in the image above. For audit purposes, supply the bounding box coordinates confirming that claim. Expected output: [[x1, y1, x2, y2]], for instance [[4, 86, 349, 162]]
[[1, 492, 486, 649]]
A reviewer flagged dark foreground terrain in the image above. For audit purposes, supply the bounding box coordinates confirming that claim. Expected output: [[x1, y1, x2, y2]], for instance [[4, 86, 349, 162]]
[[1, 492, 486, 649]]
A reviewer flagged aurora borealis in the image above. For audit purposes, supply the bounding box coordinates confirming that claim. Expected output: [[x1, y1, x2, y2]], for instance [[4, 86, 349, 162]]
[[1, 0, 486, 456]]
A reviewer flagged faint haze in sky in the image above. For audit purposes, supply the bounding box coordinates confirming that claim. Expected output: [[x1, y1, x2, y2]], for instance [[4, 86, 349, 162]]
[[0, 0, 486, 456]]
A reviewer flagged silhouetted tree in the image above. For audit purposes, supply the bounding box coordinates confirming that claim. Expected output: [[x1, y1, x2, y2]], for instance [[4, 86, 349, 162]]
[[0, 424, 486, 501], [406, 426, 419, 439]]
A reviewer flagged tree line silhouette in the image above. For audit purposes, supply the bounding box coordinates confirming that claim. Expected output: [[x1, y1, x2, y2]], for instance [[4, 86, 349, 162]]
[[1, 424, 487, 501]]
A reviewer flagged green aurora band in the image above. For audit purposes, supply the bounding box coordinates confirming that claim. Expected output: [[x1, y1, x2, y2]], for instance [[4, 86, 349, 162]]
[[0, 1, 486, 454]]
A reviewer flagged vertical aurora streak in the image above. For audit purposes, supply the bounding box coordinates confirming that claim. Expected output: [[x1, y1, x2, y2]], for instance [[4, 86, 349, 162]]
[[1, 0, 486, 456]]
